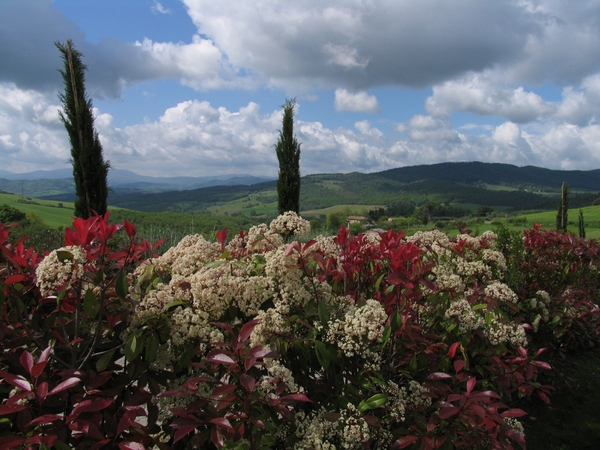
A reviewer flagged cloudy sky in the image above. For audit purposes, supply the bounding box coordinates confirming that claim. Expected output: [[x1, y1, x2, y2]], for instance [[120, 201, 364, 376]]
[[2, 0, 600, 178]]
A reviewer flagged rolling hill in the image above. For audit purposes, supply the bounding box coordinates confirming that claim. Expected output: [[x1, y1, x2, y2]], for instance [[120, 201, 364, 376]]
[[4, 162, 600, 216]]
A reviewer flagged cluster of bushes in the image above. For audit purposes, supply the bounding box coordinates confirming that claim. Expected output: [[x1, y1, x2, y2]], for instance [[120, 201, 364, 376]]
[[0, 212, 599, 448]]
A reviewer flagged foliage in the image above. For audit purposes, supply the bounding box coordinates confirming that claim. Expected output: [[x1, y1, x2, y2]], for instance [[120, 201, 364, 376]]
[[275, 99, 301, 215], [0, 204, 26, 224], [0, 213, 162, 448], [56, 40, 110, 219], [2, 213, 600, 448]]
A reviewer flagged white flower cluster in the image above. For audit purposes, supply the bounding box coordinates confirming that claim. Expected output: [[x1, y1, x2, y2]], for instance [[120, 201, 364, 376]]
[[294, 409, 338, 450], [484, 319, 528, 347], [528, 290, 551, 332], [35, 245, 88, 297], [503, 417, 525, 437], [445, 298, 484, 333], [384, 380, 432, 423], [269, 211, 311, 237], [485, 282, 518, 304], [293, 404, 371, 450], [326, 299, 387, 358]]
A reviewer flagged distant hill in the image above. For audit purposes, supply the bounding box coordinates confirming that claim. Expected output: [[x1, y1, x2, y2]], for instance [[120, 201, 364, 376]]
[[0, 168, 274, 198], [4, 162, 600, 215], [376, 162, 600, 191]]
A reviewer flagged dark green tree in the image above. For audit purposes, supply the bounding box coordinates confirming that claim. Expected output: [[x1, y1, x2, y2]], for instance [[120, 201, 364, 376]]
[[556, 182, 569, 231], [578, 209, 586, 239], [56, 40, 110, 219], [275, 98, 301, 214]]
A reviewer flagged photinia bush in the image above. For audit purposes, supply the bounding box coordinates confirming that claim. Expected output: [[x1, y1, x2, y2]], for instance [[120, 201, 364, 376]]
[[1, 212, 599, 449]]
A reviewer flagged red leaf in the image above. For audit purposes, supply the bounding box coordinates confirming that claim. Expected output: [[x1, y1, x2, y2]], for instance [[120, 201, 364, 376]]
[[20, 351, 34, 376], [90, 440, 112, 450], [49, 377, 81, 395], [0, 402, 27, 416], [209, 417, 235, 432], [123, 220, 136, 239], [117, 409, 137, 436], [211, 384, 238, 399], [427, 372, 452, 380], [173, 424, 200, 444], [280, 393, 312, 403], [27, 414, 63, 427], [438, 406, 460, 420], [393, 435, 420, 449], [118, 442, 145, 450], [448, 342, 460, 359], [206, 352, 235, 365], [0, 436, 24, 449], [36, 382, 48, 402], [240, 374, 256, 393], [68, 398, 113, 417], [453, 359, 465, 373], [466, 377, 476, 394], [533, 361, 552, 370], [4, 274, 27, 285], [124, 390, 153, 407], [500, 408, 528, 418], [238, 319, 260, 343], [0, 372, 31, 392]]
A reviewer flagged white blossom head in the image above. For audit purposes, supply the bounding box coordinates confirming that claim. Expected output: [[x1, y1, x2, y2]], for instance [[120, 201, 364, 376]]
[[35, 245, 87, 297]]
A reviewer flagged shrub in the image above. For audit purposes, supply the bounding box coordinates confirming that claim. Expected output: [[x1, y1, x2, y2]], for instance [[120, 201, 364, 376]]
[[1, 213, 599, 448]]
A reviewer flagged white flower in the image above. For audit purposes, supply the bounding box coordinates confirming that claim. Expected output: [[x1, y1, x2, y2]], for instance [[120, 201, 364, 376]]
[[35, 245, 87, 297]]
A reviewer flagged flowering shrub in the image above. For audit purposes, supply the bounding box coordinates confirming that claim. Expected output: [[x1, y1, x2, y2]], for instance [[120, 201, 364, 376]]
[[1, 212, 599, 449]]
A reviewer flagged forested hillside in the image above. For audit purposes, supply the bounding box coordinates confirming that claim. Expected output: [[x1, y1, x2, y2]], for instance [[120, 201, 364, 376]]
[[9, 161, 600, 215]]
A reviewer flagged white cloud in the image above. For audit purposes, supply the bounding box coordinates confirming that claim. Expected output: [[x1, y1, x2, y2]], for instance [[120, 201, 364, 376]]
[[323, 43, 369, 69], [334, 89, 379, 113], [425, 72, 555, 122], [151, 1, 171, 15]]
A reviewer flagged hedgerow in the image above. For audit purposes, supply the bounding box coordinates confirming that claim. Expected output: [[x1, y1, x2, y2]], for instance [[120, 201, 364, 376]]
[[0, 213, 598, 449]]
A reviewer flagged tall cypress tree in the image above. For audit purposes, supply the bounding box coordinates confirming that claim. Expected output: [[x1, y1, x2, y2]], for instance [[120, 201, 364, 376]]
[[275, 98, 301, 215], [556, 182, 569, 231], [56, 40, 110, 219]]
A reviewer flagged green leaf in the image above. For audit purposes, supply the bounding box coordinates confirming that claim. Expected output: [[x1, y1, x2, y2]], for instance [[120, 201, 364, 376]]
[[409, 353, 418, 371], [204, 259, 225, 269], [115, 269, 128, 300], [94, 268, 105, 284], [358, 393, 388, 412], [391, 310, 402, 331], [83, 288, 99, 319], [318, 301, 330, 326], [374, 273, 386, 292], [378, 326, 392, 345], [163, 300, 188, 311], [314, 340, 331, 370], [96, 350, 115, 372], [484, 312, 494, 325], [145, 333, 159, 363], [56, 251, 73, 262], [124, 334, 143, 362], [54, 441, 71, 450], [472, 303, 487, 311]]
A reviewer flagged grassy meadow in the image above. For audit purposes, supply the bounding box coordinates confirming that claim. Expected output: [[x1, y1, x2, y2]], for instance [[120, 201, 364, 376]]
[[0, 192, 74, 228]]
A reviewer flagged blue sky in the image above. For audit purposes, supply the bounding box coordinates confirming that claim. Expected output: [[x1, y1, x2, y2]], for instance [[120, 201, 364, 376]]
[[2, 0, 600, 178]]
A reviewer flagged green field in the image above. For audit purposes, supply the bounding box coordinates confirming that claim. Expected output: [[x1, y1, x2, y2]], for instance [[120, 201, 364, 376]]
[[0, 192, 75, 227]]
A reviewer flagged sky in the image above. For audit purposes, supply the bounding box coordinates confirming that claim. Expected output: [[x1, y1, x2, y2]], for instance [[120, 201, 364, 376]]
[[2, 1, 600, 178]]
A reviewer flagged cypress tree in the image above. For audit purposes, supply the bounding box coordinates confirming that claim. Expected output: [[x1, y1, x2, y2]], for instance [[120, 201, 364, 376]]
[[579, 209, 586, 239], [275, 98, 301, 215], [56, 40, 110, 219], [556, 182, 569, 231]]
